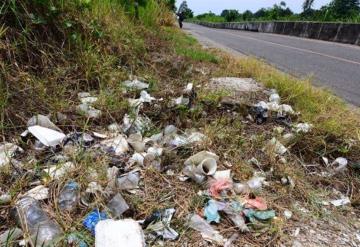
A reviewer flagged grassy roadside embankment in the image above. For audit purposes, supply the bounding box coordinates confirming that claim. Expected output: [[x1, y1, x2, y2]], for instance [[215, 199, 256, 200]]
[[1, 0, 359, 246]]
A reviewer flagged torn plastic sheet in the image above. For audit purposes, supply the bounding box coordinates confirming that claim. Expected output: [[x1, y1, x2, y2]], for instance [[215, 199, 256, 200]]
[[265, 138, 287, 155], [293, 123, 313, 133], [223, 201, 249, 232], [80, 96, 98, 105], [123, 79, 149, 90], [0, 143, 23, 167], [330, 157, 348, 172], [122, 114, 152, 134], [127, 133, 145, 153], [101, 135, 129, 155], [77, 104, 101, 119], [330, 197, 351, 207], [28, 125, 66, 147], [22, 185, 49, 201], [116, 171, 140, 190], [27, 114, 62, 132], [144, 208, 179, 240], [243, 209, 276, 222], [95, 219, 145, 247], [188, 214, 226, 245], [107, 193, 129, 218], [44, 162, 75, 180]]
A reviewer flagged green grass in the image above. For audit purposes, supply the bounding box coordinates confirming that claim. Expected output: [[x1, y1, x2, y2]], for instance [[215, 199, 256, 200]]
[[164, 27, 219, 63]]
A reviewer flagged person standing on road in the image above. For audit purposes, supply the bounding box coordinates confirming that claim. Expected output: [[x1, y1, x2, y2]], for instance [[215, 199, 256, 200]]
[[177, 11, 185, 28]]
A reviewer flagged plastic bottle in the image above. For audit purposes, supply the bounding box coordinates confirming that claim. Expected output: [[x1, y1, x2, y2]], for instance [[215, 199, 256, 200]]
[[58, 181, 80, 211], [16, 197, 62, 246]]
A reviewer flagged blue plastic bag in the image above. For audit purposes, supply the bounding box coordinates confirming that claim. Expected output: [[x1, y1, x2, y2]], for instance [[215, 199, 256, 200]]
[[83, 209, 108, 235], [204, 200, 221, 223]]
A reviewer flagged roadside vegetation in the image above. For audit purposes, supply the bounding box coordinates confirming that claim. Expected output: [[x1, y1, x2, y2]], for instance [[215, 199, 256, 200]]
[[1, 0, 360, 246], [190, 0, 360, 23]]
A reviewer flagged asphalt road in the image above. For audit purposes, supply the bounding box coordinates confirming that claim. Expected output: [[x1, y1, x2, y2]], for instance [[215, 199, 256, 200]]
[[185, 23, 360, 106]]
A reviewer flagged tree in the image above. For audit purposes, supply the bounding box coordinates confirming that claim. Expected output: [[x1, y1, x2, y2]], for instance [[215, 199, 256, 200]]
[[242, 10, 253, 21], [328, 0, 360, 18], [303, 0, 315, 12], [178, 1, 194, 19], [254, 8, 267, 18], [221, 9, 240, 22]]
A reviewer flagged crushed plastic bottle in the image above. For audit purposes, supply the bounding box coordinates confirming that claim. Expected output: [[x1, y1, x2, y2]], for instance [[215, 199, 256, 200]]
[[188, 214, 226, 245], [58, 181, 80, 212], [16, 197, 62, 246]]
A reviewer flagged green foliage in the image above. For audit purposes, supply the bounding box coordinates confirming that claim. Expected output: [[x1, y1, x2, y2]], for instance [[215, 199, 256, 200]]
[[221, 9, 240, 22], [178, 1, 193, 19], [193, 0, 360, 22]]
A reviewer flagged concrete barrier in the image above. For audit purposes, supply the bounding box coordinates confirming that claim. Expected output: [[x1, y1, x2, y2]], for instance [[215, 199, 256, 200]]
[[193, 21, 360, 46]]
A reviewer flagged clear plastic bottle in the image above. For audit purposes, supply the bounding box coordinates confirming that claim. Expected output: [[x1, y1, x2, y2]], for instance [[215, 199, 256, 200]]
[[16, 197, 62, 246], [58, 181, 80, 211]]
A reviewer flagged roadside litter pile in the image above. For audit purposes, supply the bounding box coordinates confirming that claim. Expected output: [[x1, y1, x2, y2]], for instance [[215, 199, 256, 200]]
[[0, 77, 356, 246]]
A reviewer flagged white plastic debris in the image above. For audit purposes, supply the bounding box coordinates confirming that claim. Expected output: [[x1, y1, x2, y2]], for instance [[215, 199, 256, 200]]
[[330, 157, 348, 172], [0, 143, 23, 167], [127, 134, 145, 153], [184, 151, 219, 166], [188, 214, 226, 245], [77, 104, 102, 119], [294, 123, 313, 133], [139, 90, 155, 103], [78, 92, 91, 98], [164, 125, 177, 136], [267, 102, 280, 112], [186, 132, 206, 144], [269, 93, 280, 104], [80, 96, 98, 104], [27, 114, 62, 132], [278, 104, 295, 115], [93, 132, 108, 139], [247, 176, 266, 190], [147, 147, 163, 157], [233, 183, 249, 194], [28, 125, 66, 147], [183, 83, 193, 94], [116, 171, 140, 190], [101, 135, 129, 155], [281, 133, 296, 146], [85, 182, 103, 194], [145, 208, 179, 240], [283, 210, 293, 220], [265, 138, 287, 155], [173, 96, 189, 106], [330, 197, 351, 207], [123, 79, 149, 90], [122, 114, 151, 134], [129, 153, 145, 166], [95, 219, 145, 247], [0, 193, 11, 204], [0, 228, 23, 245], [107, 193, 129, 218], [213, 170, 231, 180], [44, 161, 75, 179], [255, 101, 269, 110], [22, 185, 49, 200]]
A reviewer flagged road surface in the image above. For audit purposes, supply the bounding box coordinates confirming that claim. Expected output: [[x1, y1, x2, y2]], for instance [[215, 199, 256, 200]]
[[185, 23, 360, 106]]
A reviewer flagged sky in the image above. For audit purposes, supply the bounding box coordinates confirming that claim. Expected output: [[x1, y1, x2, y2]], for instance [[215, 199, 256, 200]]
[[176, 0, 332, 15]]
